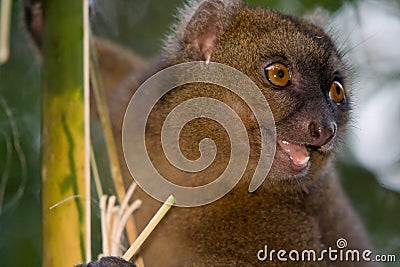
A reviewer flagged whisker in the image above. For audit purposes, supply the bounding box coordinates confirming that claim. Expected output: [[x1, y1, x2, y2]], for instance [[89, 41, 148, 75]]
[[342, 34, 376, 57]]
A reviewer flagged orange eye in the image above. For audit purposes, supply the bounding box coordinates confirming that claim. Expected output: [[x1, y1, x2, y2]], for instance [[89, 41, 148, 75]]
[[329, 81, 346, 104], [265, 63, 290, 87]]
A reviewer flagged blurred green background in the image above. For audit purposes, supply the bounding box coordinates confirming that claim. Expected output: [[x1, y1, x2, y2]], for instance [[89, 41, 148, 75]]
[[0, 0, 399, 266]]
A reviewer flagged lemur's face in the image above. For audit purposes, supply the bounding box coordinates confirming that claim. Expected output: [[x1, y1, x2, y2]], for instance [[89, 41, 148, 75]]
[[211, 8, 350, 183]]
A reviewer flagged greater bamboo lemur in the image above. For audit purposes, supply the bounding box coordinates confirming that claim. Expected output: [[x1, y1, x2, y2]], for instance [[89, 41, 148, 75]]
[[25, 0, 379, 266]]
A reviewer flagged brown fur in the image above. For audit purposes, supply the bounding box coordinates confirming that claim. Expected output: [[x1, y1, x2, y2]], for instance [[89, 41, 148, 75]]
[[25, 0, 378, 266], [128, 3, 378, 266]]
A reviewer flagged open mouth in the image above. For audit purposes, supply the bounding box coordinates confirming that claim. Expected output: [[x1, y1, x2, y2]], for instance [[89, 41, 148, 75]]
[[277, 139, 311, 171]]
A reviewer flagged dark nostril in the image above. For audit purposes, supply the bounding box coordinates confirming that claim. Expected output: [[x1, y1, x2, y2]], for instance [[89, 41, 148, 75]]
[[309, 122, 336, 147]]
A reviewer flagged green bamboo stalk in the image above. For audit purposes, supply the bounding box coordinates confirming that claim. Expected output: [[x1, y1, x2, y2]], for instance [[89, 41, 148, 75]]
[[41, 1, 89, 266]]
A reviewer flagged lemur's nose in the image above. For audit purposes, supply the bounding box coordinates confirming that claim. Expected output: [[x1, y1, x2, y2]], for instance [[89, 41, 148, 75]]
[[309, 121, 336, 147]]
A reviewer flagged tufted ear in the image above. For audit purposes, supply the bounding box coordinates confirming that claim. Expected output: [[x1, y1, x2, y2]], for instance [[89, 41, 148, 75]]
[[164, 0, 241, 62]]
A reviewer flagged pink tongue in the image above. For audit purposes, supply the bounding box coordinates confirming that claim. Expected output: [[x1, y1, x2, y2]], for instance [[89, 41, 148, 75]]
[[278, 139, 310, 167]]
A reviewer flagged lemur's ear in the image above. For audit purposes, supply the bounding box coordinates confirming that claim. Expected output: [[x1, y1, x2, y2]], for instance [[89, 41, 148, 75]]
[[164, 0, 241, 62]]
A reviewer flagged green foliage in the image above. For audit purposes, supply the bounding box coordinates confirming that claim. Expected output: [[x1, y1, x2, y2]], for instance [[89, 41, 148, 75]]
[[0, 1, 41, 266], [246, 0, 349, 13]]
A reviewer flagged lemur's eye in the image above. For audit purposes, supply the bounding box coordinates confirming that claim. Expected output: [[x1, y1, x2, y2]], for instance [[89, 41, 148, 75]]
[[329, 81, 346, 104], [265, 63, 290, 87]]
